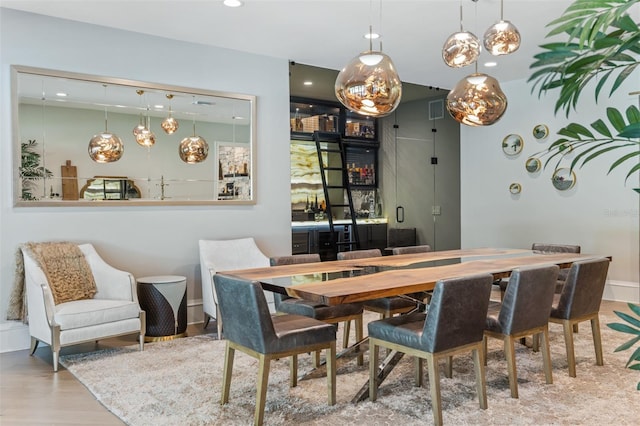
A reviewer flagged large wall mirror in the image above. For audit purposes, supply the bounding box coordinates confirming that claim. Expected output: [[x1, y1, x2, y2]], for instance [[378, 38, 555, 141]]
[[12, 65, 256, 206]]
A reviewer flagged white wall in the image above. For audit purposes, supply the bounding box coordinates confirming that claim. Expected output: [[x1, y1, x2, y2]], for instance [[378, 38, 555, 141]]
[[0, 9, 292, 351], [461, 77, 639, 303]]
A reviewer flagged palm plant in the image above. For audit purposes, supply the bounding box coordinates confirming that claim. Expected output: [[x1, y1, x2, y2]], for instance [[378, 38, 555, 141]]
[[528, 0, 639, 189], [607, 303, 640, 390], [20, 139, 52, 200]]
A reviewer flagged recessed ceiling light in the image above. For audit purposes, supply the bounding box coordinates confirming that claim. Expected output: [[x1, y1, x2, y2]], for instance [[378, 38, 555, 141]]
[[364, 32, 380, 40], [303, 81, 313, 86], [56, 92, 67, 97], [233, 116, 244, 120], [484, 61, 498, 67], [154, 104, 164, 109], [223, 0, 243, 7]]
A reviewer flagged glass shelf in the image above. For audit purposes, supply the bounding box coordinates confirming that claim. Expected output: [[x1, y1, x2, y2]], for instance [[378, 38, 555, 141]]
[[290, 101, 340, 134]]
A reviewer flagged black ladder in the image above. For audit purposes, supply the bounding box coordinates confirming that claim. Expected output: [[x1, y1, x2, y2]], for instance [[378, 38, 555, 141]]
[[313, 131, 359, 258]]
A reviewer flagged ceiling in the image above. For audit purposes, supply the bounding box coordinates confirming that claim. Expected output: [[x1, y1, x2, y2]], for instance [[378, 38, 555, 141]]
[[2, 0, 574, 101]]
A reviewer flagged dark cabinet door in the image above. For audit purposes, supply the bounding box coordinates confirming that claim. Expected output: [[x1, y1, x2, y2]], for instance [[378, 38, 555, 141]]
[[356, 223, 387, 251]]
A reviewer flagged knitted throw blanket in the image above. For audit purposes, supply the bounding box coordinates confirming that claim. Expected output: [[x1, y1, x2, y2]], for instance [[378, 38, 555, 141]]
[[6, 242, 97, 323]]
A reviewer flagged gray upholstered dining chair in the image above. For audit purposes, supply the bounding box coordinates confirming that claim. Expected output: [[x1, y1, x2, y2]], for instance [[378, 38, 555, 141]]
[[548, 257, 610, 377], [498, 243, 581, 300], [270, 254, 364, 365], [391, 244, 432, 255], [368, 273, 494, 426], [214, 274, 337, 426], [337, 249, 420, 318], [484, 265, 559, 398]]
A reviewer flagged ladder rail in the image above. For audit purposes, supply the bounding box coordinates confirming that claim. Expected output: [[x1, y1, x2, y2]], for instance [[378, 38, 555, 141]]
[[313, 131, 360, 258]]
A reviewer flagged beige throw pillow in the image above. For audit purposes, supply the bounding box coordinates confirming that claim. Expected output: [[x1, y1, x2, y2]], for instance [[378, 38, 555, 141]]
[[26, 242, 97, 304]]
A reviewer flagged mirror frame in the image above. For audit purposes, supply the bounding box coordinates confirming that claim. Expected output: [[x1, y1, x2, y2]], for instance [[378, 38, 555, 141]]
[[11, 65, 257, 206]]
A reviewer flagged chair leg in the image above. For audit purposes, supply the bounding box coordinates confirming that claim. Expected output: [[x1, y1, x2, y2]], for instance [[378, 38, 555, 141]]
[[217, 317, 223, 340], [482, 335, 488, 366], [591, 316, 604, 366], [369, 341, 379, 402], [290, 354, 298, 388], [532, 334, 540, 352], [444, 356, 453, 378], [313, 350, 321, 368], [255, 355, 271, 426], [221, 343, 235, 404], [414, 357, 423, 387], [52, 325, 61, 372], [472, 346, 488, 410], [562, 320, 577, 377], [29, 337, 39, 355], [139, 311, 146, 352], [504, 336, 518, 398], [343, 320, 351, 349], [326, 342, 336, 406], [203, 314, 211, 329], [540, 329, 553, 385], [355, 315, 364, 366], [426, 353, 443, 426]]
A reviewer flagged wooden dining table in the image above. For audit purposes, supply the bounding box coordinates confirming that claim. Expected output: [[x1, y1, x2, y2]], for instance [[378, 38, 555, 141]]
[[219, 247, 610, 402], [220, 247, 607, 306]]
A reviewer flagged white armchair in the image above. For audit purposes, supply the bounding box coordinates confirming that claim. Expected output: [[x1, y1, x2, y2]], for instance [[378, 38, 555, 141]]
[[23, 243, 145, 371], [199, 238, 270, 338]]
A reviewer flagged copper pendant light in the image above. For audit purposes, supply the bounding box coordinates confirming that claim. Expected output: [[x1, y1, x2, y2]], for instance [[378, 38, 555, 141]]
[[88, 84, 124, 163], [335, 23, 402, 118], [442, 1, 481, 68], [161, 94, 179, 134], [136, 107, 156, 147], [446, 72, 508, 126], [484, 0, 520, 55], [179, 117, 208, 164]]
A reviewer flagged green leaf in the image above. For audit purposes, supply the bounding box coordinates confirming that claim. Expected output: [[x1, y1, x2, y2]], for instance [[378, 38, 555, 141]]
[[629, 304, 640, 317], [629, 363, 640, 371], [626, 106, 640, 124], [612, 334, 640, 352], [608, 150, 640, 174], [591, 119, 612, 137], [608, 107, 626, 132], [627, 346, 640, 367], [618, 123, 640, 138], [625, 162, 640, 182], [613, 14, 638, 32], [593, 34, 624, 49], [565, 54, 605, 73], [583, 144, 634, 167], [567, 122, 595, 138], [594, 69, 613, 100], [608, 323, 640, 335], [613, 310, 640, 328], [557, 127, 580, 139]]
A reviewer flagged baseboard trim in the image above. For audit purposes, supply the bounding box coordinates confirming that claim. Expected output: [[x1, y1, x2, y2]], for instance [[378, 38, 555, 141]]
[[604, 280, 639, 304]]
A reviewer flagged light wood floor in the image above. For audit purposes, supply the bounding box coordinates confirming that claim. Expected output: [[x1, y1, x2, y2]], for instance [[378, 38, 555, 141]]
[[0, 300, 629, 425]]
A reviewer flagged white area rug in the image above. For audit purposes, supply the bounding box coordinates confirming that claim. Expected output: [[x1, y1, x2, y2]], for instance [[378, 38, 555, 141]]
[[60, 312, 640, 425]]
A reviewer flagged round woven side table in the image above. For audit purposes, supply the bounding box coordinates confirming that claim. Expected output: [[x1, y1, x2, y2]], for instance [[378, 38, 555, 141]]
[[137, 275, 187, 342]]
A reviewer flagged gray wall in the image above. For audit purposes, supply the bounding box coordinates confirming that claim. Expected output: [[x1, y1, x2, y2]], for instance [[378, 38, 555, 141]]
[[380, 97, 461, 250], [1, 9, 292, 351]]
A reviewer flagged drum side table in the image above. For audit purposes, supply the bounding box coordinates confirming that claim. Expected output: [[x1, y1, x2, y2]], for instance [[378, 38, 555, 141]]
[[137, 275, 187, 342]]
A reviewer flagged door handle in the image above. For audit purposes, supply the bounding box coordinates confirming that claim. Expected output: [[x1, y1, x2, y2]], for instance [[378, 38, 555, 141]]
[[396, 206, 404, 223]]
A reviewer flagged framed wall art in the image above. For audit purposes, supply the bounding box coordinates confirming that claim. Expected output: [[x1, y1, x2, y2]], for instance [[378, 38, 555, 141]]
[[502, 134, 524, 156], [525, 157, 542, 173], [533, 124, 549, 140], [215, 142, 251, 201]]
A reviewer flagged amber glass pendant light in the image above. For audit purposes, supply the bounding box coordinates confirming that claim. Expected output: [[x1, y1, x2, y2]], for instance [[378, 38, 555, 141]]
[[335, 2, 402, 118], [179, 113, 208, 164], [136, 107, 156, 147], [483, 0, 520, 55], [88, 84, 124, 163], [161, 94, 179, 134], [132, 90, 148, 140], [442, 1, 480, 68], [446, 68, 507, 126]]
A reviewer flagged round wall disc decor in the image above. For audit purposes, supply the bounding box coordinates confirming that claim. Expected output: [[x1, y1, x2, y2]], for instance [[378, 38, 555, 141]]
[[502, 134, 524, 156], [533, 124, 549, 140], [552, 168, 576, 190], [509, 182, 522, 194], [525, 157, 542, 173]]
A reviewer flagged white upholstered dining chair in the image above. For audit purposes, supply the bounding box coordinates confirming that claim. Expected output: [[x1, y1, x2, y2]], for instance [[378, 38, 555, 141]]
[[23, 243, 145, 372], [199, 238, 271, 338]]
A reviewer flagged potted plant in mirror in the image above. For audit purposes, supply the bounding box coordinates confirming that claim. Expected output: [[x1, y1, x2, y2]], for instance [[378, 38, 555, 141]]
[[529, 0, 639, 192], [20, 139, 52, 200]]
